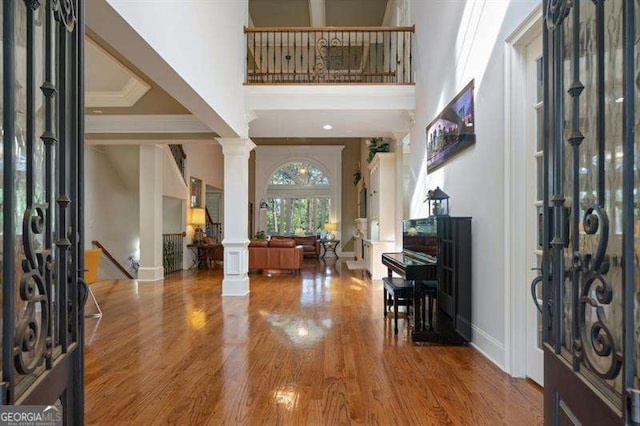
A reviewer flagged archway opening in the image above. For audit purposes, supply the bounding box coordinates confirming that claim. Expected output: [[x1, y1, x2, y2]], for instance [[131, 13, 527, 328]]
[[265, 162, 331, 236]]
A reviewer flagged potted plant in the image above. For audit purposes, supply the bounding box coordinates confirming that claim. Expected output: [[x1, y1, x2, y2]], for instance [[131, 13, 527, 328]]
[[353, 162, 362, 186], [366, 138, 391, 163], [253, 231, 266, 240]]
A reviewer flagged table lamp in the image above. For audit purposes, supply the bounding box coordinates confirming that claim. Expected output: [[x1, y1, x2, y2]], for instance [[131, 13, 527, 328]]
[[190, 208, 206, 244], [323, 222, 337, 240]]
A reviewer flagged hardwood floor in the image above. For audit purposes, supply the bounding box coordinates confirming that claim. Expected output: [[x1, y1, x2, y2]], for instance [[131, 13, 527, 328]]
[[85, 259, 542, 425]]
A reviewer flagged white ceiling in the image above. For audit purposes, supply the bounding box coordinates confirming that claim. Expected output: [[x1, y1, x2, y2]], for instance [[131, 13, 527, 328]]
[[248, 109, 412, 138]]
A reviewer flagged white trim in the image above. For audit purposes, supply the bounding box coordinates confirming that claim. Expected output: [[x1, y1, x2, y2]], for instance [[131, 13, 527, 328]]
[[471, 324, 506, 371], [503, 3, 543, 379], [137, 266, 164, 282], [86, 77, 151, 108], [85, 114, 212, 134]]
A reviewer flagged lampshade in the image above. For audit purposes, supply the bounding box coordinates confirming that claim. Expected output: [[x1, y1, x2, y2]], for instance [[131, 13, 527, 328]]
[[190, 208, 206, 226], [324, 222, 337, 232]]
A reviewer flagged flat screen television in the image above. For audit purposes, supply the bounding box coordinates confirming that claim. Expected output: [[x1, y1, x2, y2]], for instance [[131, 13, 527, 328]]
[[402, 218, 438, 260]]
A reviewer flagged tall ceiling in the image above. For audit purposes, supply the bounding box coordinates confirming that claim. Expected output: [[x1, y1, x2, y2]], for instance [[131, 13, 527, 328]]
[[249, 0, 389, 27]]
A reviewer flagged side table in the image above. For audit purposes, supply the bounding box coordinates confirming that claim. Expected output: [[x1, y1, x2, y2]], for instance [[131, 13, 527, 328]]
[[320, 239, 340, 259]]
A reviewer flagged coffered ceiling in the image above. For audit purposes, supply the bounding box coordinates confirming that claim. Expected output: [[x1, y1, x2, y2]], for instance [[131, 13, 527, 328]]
[[249, 0, 389, 27]]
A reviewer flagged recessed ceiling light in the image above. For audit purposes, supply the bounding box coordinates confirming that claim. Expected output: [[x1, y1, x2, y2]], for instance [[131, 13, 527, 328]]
[[323, 124, 333, 130]]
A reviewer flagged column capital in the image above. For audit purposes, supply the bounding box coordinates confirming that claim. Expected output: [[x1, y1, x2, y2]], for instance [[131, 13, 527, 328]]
[[216, 138, 256, 156]]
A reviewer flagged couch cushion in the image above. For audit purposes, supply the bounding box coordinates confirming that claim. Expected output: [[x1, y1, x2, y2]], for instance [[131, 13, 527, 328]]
[[249, 239, 268, 248], [293, 236, 317, 245], [269, 238, 296, 248]]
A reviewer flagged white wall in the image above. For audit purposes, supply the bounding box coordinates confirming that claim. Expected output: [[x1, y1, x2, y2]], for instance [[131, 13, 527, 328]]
[[85, 146, 140, 279], [163, 197, 184, 234], [185, 143, 224, 192], [101, 0, 249, 137], [406, 0, 539, 368]]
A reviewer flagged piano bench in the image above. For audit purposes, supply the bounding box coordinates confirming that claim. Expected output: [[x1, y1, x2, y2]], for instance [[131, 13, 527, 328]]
[[383, 277, 415, 335]]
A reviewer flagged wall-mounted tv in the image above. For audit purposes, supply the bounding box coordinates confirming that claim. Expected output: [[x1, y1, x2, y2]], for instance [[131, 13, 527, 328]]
[[426, 80, 475, 173]]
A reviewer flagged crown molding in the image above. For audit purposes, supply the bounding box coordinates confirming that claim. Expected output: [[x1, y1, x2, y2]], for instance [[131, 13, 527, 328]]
[[86, 76, 151, 108], [85, 114, 212, 134]]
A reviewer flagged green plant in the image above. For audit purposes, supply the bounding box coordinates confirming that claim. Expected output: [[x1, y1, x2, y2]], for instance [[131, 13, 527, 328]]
[[353, 162, 362, 186], [253, 231, 266, 240], [366, 138, 391, 163]]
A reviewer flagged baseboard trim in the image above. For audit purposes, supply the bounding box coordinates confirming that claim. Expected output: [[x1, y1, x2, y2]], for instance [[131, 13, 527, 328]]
[[338, 251, 355, 259], [470, 324, 505, 371], [137, 266, 164, 282]]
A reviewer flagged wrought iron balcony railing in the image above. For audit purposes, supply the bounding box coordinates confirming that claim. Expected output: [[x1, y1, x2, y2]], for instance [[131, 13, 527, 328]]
[[245, 26, 414, 84]]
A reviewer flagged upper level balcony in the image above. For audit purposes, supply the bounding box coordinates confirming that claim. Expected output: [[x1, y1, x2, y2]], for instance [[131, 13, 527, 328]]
[[245, 26, 414, 85]]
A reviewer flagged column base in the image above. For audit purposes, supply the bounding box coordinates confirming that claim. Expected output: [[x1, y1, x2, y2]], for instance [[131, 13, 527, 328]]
[[138, 266, 164, 282], [222, 276, 250, 296]]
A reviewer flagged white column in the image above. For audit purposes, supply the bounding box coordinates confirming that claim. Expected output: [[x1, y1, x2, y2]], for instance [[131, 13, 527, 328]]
[[138, 145, 164, 282], [217, 138, 256, 296]]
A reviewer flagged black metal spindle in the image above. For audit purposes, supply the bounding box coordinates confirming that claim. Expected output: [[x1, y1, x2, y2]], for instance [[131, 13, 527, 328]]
[[42, 0, 56, 370], [3, 0, 17, 405], [26, 5, 35, 205], [402, 30, 407, 83], [568, 0, 583, 370], [388, 31, 392, 80], [409, 29, 413, 83], [551, 23, 565, 354], [56, 22, 71, 352], [375, 31, 379, 82], [596, 1, 605, 206], [622, 0, 636, 419]]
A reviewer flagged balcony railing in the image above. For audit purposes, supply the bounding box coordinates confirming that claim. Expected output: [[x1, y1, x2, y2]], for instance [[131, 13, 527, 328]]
[[245, 26, 414, 84]]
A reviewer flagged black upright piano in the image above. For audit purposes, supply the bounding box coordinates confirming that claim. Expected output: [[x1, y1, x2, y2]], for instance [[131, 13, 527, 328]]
[[382, 216, 472, 343]]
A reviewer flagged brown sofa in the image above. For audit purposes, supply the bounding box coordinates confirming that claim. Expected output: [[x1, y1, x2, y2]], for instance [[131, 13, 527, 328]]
[[271, 235, 320, 259], [249, 238, 303, 273]]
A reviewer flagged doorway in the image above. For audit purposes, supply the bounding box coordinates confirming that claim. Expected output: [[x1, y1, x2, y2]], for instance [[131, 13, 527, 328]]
[[524, 31, 544, 386]]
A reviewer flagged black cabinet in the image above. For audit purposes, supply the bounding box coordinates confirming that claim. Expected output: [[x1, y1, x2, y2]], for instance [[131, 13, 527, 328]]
[[414, 216, 472, 343]]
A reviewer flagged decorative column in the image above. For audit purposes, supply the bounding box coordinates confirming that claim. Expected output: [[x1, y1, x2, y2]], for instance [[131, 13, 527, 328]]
[[217, 138, 256, 296], [138, 145, 164, 282]]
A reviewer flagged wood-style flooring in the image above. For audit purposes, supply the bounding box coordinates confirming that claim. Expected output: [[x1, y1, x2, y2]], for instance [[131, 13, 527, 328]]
[[85, 259, 542, 425]]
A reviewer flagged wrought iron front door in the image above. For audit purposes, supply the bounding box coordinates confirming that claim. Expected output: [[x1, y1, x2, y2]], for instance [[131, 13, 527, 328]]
[[2, 0, 85, 423], [542, 0, 639, 424]]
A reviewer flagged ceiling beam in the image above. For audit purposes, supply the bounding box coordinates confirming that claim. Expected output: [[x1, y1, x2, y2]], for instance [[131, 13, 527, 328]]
[[308, 0, 326, 27]]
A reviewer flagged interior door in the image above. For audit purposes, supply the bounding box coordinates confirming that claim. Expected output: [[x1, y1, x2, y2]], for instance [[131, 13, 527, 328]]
[[1, 0, 85, 423], [543, 0, 638, 424], [526, 32, 544, 386]]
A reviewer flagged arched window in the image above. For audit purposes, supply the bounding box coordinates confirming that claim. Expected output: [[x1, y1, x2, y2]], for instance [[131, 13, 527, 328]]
[[265, 162, 331, 236]]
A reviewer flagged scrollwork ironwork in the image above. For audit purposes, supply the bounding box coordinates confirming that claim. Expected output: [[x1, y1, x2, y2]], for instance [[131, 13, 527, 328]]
[[575, 204, 622, 380], [315, 35, 343, 79], [546, 0, 572, 31], [51, 0, 75, 32], [14, 205, 52, 375]]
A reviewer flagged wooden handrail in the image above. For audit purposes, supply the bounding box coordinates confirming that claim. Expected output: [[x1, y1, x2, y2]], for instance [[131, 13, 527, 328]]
[[244, 25, 415, 33], [162, 232, 187, 237], [91, 240, 134, 279], [205, 207, 214, 225]]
